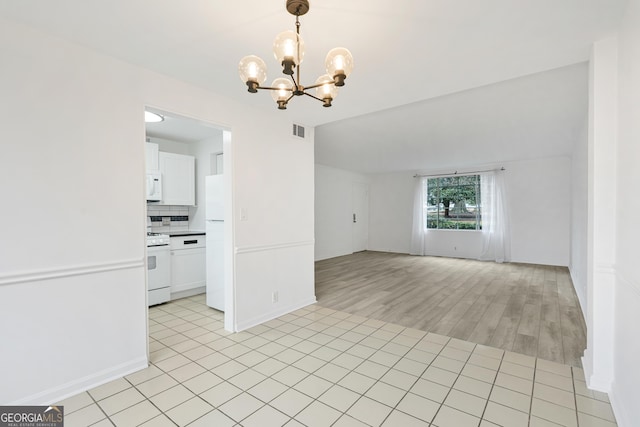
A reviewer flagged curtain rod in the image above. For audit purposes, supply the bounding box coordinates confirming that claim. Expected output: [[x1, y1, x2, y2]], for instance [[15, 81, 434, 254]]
[[413, 167, 505, 178]]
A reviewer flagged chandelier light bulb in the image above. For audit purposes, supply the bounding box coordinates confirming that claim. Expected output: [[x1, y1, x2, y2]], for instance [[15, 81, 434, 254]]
[[270, 78, 293, 109], [238, 55, 268, 92], [325, 47, 354, 87], [315, 74, 338, 107], [273, 30, 305, 75]]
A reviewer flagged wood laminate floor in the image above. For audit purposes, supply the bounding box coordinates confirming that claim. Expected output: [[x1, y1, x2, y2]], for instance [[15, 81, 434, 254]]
[[315, 251, 587, 367]]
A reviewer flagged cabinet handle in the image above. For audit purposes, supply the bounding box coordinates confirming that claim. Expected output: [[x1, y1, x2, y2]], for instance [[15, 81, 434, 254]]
[[184, 240, 198, 245]]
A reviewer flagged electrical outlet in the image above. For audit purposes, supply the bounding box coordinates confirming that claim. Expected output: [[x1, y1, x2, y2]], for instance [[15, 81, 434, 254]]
[[240, 208, 248, 221], [272, 291, 278, 303]]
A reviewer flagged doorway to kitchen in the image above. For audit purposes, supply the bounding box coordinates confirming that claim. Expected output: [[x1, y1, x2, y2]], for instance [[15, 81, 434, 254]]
[[144, 107, 234, 356]]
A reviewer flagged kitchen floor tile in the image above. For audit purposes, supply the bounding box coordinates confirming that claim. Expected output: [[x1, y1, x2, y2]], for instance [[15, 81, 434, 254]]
[[499, 361, 535, 381], [87, 377, 131, 401], [67, 298, 616, 427], [227, 368, 267, 390], [490, 385, 532, 413], [148, 384, 194, 412], [576, 395, 616, 422], [253, 357, 288, 376], [318, 384, 361, 412], [333, 414, 369, 427], [354, 360, 390, 380], [241, 405, 291, 427], [535, 369, 574, 392], [432, 355, 466, 374], [444, 388, 487, 417], [346, 396, 393, 427], [295, 400, 342, 427], [135, 373, 179, 398], [577, 412, 618, 427], [272, 365, 309, 387], [248, 377, 289, 402], [270, 388, 314, 417], [483, 401, 529, 427], [338, 371, 377, 394], [494, 372, 533, 395], [410, 378, 451, 403], [314, 363, 351, 383], [432, 405, 481, 427], [165, 396, 213, 426], [293, 374, 333, 398], [97, 387, 146, 416], [382, 409, 431, 426], [365, 380, 407, 407], [56, 391, 93, 414], [396, 392, 440, 423], [186, 409, 235, 427], [167, 361, 206, 382], [181, 371, 223, 394], [63, 404, 106, 427], [109, 400, 160, 427], [199, 381, 242, 407], [218, 392, 264, 422], [422, 365, 459, 388], [292, 354, 327, 373], [531, 397, 578, 427], [533, 382, 576, 409], [536, 358, 572, 378]]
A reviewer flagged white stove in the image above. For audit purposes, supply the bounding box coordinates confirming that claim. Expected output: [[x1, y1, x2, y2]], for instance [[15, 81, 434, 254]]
[[146, 232, 171, 305]]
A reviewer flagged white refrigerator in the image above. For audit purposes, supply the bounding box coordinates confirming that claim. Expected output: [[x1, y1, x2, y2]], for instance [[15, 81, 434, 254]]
[[205, 175, 224, 311]]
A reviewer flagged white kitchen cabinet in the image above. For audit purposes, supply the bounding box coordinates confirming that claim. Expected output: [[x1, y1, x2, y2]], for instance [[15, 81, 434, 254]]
[[159, 152, 195, 206], [170, 235, 206, 295], [145, 142, 159, 171]]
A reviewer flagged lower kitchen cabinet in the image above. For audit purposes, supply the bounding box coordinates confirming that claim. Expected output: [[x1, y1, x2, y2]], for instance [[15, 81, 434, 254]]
[[170, 235, 205, 295]]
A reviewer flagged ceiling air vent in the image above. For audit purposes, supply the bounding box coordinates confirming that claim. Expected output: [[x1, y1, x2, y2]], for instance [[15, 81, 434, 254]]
[[292, 124, 305, 139]]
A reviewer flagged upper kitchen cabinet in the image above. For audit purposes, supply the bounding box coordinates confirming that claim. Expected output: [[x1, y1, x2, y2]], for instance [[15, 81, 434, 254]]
[[145, 142, 159, 171], [159, 152, 195, 206]]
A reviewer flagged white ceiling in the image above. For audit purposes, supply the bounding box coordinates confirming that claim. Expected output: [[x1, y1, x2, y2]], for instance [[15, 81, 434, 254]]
[[316, 62, 589, 173], [0, 0, 626, 171]]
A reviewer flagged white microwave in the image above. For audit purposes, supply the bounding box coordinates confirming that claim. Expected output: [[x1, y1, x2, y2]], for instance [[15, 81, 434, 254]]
[[146, 171, 162, 202]]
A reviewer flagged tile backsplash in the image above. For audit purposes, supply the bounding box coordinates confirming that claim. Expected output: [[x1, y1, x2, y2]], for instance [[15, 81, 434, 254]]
[[147, 205, 189, 233]]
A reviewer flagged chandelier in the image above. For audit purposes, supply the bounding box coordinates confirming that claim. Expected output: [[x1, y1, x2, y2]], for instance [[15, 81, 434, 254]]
[[238, 0, 354, 110]]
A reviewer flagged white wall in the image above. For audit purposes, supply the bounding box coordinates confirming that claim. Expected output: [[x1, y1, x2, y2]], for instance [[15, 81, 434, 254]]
[[0, 18, 315, 404], [365, 157, 572, 266], [609, 1, 640, 424], [315, 165, 370, 261], [506, 157, 571, 266], [368, 173, 414, 254], [570, 120, 589, 315]]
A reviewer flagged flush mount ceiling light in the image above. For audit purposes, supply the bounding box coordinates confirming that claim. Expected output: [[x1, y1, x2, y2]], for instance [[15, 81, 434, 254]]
[[238, 0, 353, 110], [145, 111, 164, 123]]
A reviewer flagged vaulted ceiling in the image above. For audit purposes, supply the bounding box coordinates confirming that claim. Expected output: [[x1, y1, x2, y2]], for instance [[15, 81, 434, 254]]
[[0, 0, 627, 172]]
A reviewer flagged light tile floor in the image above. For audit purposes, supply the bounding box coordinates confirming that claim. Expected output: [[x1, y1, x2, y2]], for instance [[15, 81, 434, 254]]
[[58, 295, 617, 427]]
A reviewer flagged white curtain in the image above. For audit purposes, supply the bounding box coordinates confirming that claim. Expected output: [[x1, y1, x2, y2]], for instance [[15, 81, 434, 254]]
[[479, 171, 510, 263], [410, 177, 426, 255]]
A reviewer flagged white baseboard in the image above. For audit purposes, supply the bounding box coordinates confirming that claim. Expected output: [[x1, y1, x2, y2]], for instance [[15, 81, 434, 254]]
[[171, 287, 205, 301], [10, 357, 148, 405], [235, 297, 317, 332]]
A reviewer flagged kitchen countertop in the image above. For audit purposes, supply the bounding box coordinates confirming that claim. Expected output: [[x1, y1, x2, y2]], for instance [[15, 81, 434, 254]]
[[166, 231, 206, 237]]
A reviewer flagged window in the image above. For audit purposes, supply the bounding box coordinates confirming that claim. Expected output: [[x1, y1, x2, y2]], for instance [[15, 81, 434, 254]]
[[425, 174, 481, 230]]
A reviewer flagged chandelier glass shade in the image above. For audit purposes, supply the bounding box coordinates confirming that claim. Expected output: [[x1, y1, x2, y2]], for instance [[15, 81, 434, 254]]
[[238, 0, 353, 110]]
